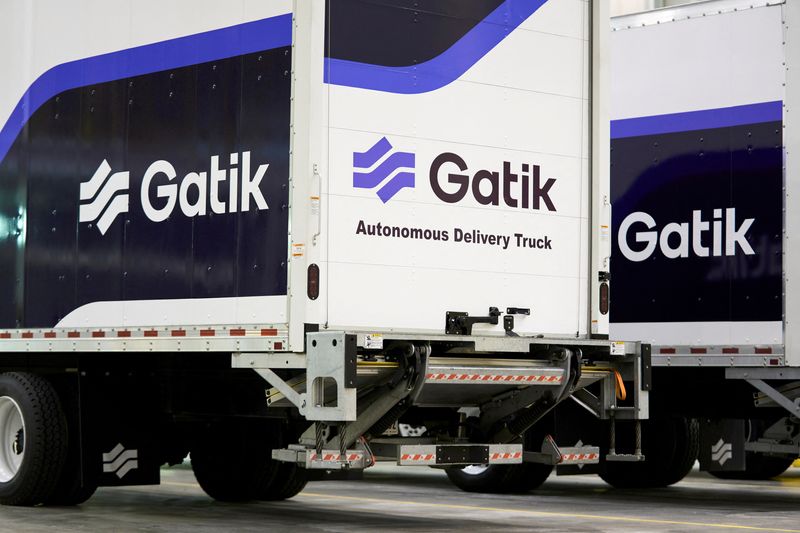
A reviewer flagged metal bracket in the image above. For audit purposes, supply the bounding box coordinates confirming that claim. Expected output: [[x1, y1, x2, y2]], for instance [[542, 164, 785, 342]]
[[237, 332, 358, 422], [445, 307, 501, 335], [570, 388, 602, 418], [305, 332, 358, 421], [523, 435, 600, 466], [727, 368, 800, 380], [524, 435, 562, 465], [741, 416, 800, 456], [606, 453, 645, 462], [746, 379, 800, 419], [397, 443, 522, 466], [746, 441, 800, 455], [273, 445, 368, 470]]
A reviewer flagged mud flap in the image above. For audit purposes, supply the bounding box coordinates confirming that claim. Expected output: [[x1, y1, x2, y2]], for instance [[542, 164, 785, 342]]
[[699, 419, 746, 472], [80, 369, 162, 487]]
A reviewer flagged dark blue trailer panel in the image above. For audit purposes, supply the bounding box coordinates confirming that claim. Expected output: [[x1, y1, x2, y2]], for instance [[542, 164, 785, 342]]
[[0, 17, 292, 329]]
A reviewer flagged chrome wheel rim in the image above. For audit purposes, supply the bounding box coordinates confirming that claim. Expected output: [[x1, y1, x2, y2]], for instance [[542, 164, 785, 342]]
[[0, 396, 24, 483], [461, 465, 489, 476]]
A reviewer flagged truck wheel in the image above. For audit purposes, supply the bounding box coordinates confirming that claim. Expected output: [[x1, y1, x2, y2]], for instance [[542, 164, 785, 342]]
[[44, 379, 97, 506], [43, 451, 97, 506], [257, 462, 308, 501], [599, 416, 698, 489], [255, 422, 307, 501], [445, 462, 553, 494], [0, 372, 67, 506], [446, 464, 516, 493], [710, 453, 795, 480], [445, 420, 554, 494], [192, 419, 306, 502], [191, 419, 274, 502]]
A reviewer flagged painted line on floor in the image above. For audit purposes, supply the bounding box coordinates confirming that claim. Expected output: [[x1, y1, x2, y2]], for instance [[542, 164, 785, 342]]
[[299, 491, 800, 532], [161, 481, 202, 489]]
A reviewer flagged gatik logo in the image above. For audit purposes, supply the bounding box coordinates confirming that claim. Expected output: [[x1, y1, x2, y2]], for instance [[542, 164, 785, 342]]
[[79, 160, 130, 235], [353, 138, 557, 211], [79, 151, 269, 235], [430, 153, 556, 211], [618, 208, 755, 262], [711, 438, 733, 467], [353, 137, 415, 203]]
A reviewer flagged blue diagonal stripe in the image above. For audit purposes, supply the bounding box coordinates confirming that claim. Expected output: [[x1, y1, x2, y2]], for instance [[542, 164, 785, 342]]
[[353, 151, 415, 189], [0, 13, 292, 166], [353, 136, 393, 169], [377, 172, 415, 203], [325, 0, 548, 94], [611, 101, 783, 139]]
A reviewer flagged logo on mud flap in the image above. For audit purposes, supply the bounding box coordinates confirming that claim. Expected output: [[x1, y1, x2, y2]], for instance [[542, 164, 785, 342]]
[[80, 152, 270, 235], [353, 137, 416, 203], [102, 443, 139, 479], [711, 438, 733, 466]]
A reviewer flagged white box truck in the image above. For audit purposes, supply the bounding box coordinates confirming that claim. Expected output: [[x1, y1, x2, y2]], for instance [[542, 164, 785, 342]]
[[0, 0, 647, 505], [608, 0, 800, 484]]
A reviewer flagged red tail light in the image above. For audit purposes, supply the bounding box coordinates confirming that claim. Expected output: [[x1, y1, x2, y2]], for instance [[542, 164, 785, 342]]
[[308, 263, 320, 300]]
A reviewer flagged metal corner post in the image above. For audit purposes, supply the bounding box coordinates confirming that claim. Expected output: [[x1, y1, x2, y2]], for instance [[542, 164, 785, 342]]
[[590, 0, 612, 336], [784, 0, 800, 366]]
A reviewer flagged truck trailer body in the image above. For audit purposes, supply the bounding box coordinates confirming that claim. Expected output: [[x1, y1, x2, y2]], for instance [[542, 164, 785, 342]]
[[610, 0, 800, 480], [0, 0, 646, 505]]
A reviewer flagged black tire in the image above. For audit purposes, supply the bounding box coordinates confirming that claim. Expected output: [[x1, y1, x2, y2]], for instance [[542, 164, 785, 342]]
[[258, 462, 308, 501], [254, 422, 307, 501], [191, 419, 274, 502], [191, 419, 307, 502], [710, 454, 794, 481], [44, 377, 97, 506], [659, 417, 699, 486], [43, 452, 97, 506], [0, 372, 68, 506], [445, 419, 554, 494], [599, 416, 699, 489], [446, 462, 553, 494], [446, 464, 522, 493]]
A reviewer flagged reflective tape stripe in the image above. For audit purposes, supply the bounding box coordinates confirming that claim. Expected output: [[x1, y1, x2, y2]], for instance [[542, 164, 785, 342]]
[[561, 453, 599, 462], [309, 452, 363, 462], [400, 453, 434, 462], [490, 452, 522, 460], [426, 373, 562, 383]]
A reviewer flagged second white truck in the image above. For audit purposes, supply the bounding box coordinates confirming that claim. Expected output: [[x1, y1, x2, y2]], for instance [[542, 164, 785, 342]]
[[607, 0, 800, 484]]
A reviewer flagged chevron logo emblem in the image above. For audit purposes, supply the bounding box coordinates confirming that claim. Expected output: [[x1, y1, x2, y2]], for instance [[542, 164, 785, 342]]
[[102, 443, 139, 479], [79, 160, 130, 235], [353, 137, 415, 203], [711, 438, 733, 466]]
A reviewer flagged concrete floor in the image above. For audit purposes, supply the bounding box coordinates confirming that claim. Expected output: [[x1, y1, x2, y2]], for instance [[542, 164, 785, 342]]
[[1, 464, 799, 532]]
